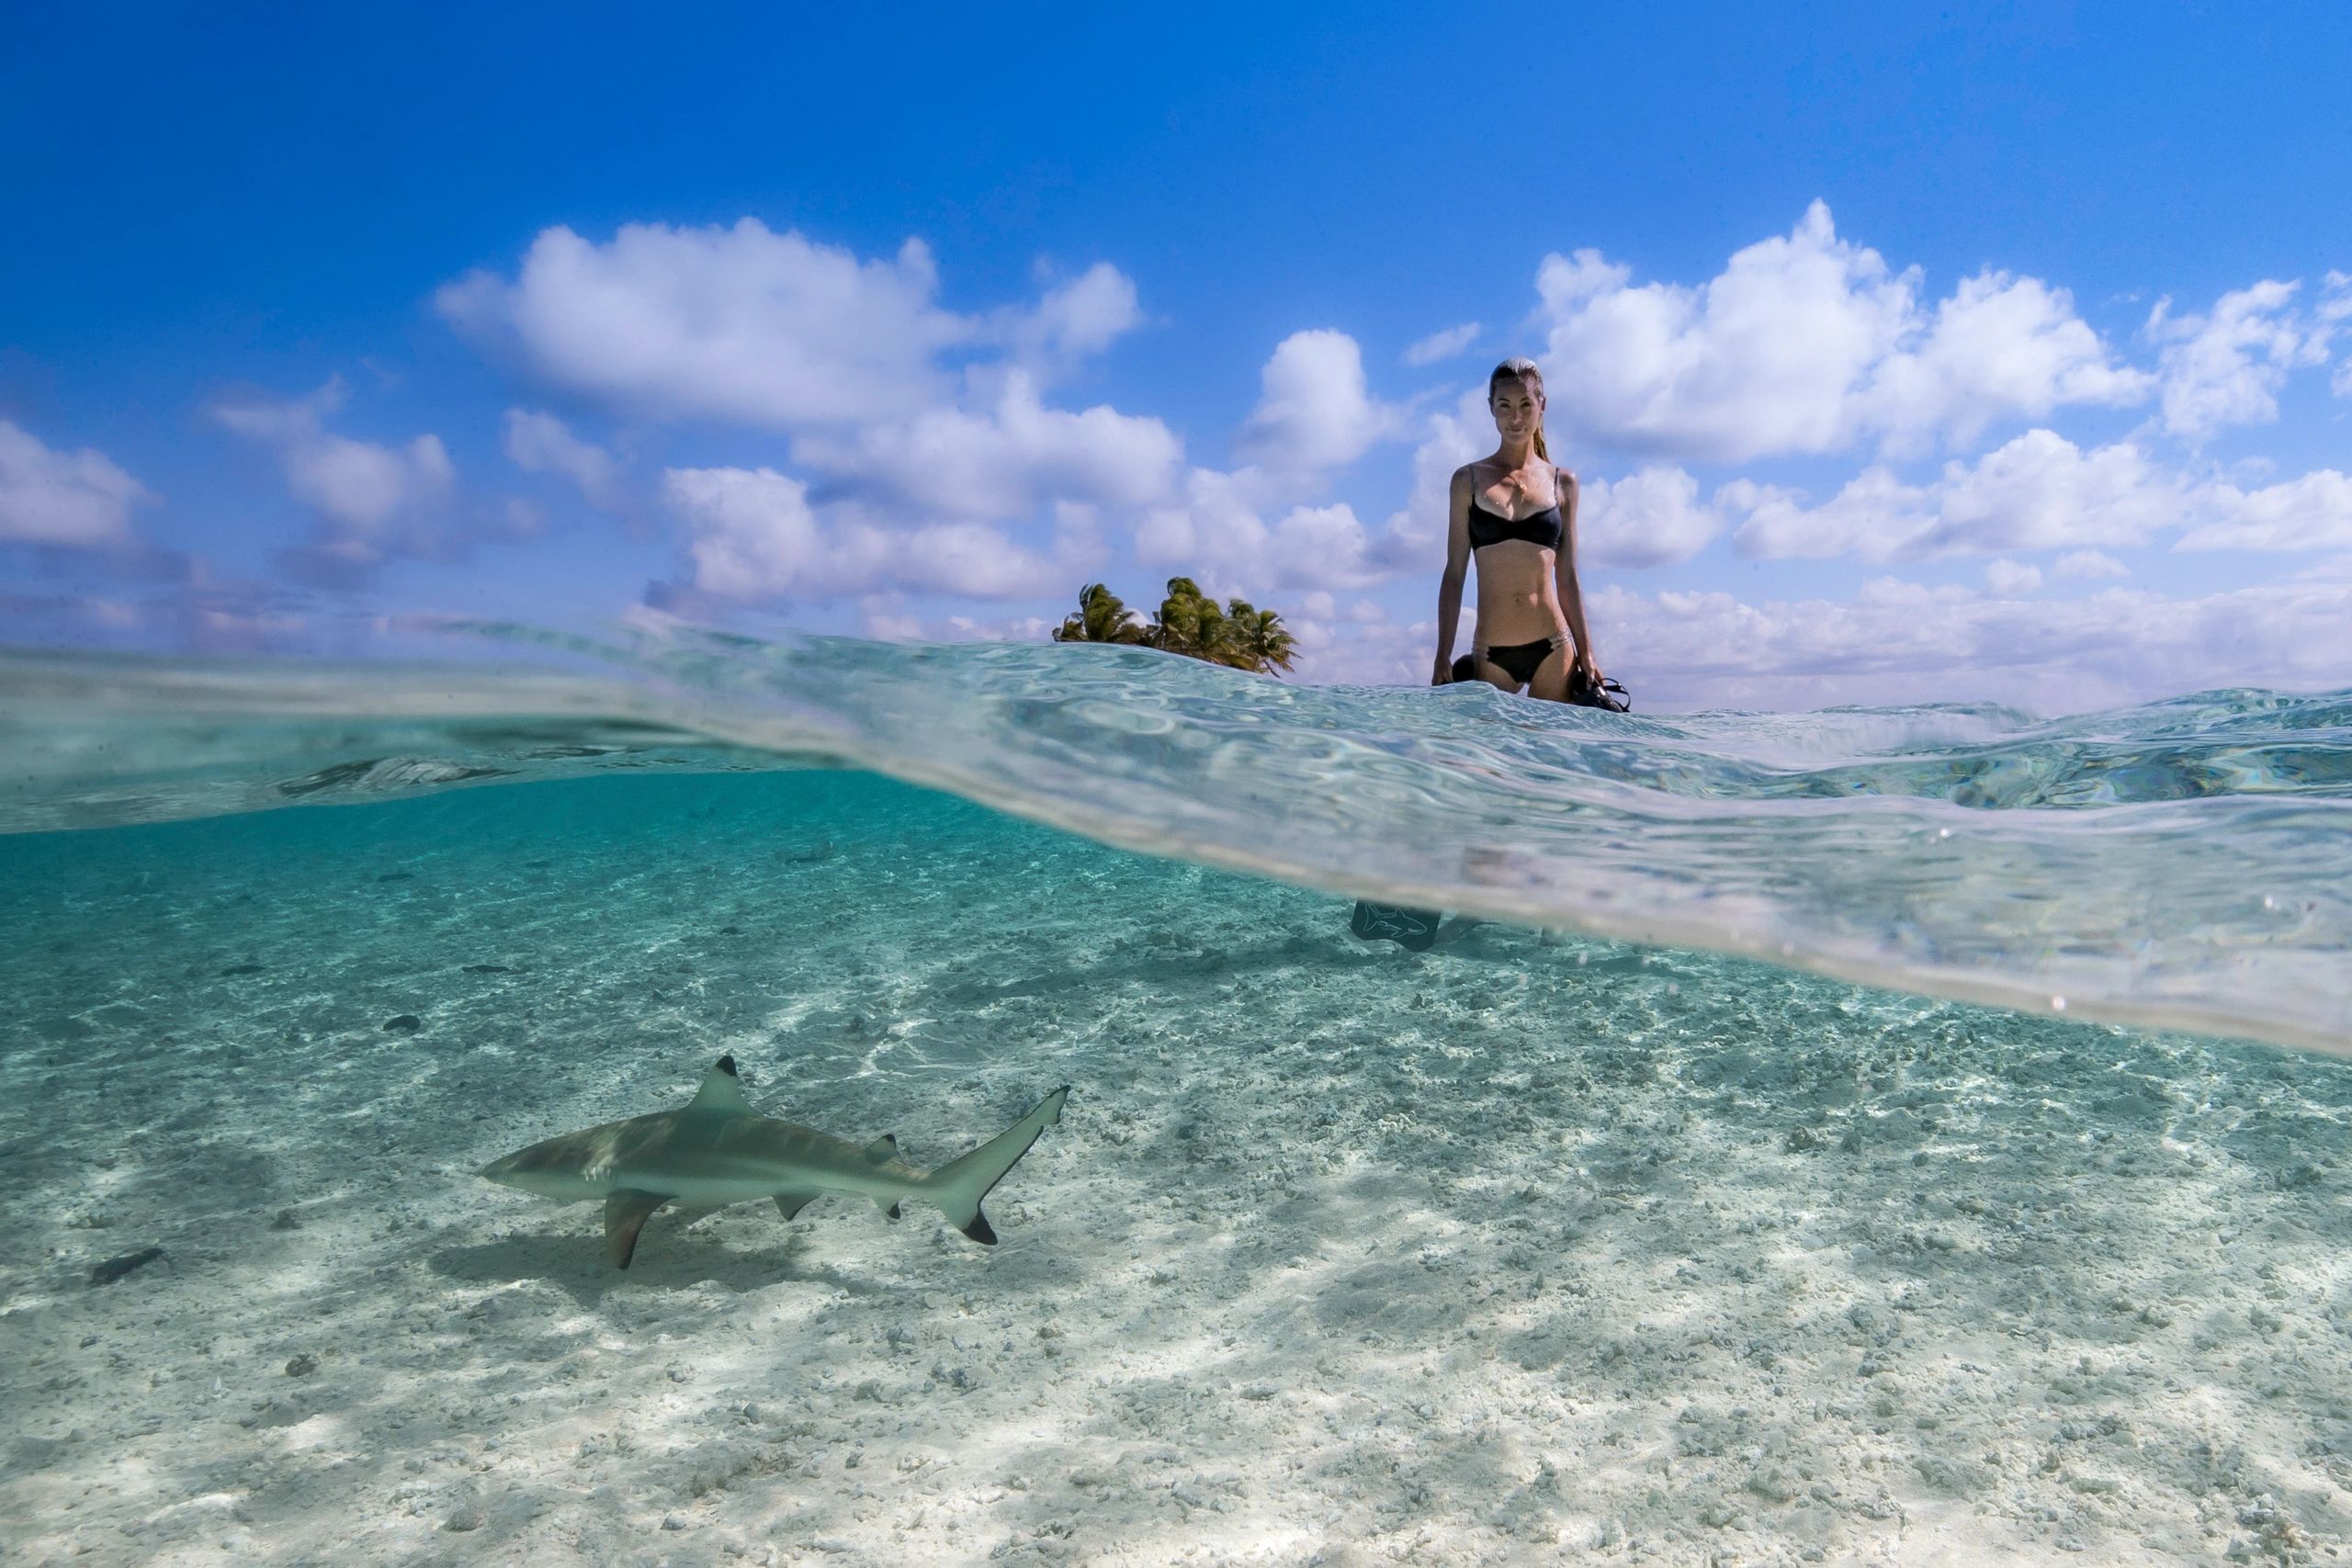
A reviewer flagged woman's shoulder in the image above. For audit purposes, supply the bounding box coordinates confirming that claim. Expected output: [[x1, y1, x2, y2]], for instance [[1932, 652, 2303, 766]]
[[1553, 464, 1578, 491]]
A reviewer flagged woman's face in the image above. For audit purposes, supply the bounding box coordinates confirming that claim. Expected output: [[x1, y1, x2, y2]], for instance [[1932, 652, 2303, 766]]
[[1489, 377, 1544, 442]]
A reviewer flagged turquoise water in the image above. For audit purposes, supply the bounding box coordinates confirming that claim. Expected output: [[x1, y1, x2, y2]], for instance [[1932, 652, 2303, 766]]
[[6, 631, 2352, 1564]]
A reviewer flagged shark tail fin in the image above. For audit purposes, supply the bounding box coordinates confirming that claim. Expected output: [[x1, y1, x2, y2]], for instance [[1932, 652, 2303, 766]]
[[924, 1086, 1069, 1246]]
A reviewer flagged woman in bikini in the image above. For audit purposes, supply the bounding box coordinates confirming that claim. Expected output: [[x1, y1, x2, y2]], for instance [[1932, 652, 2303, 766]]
[[1430, 356, 1601, 700]]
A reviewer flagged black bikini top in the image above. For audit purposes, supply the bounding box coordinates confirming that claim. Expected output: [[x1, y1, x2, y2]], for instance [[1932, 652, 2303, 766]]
[[1468, 473, 1565, 551]]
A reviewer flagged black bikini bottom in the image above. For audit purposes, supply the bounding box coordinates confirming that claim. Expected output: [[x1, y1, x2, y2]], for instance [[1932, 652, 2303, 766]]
[[1477, 636, 1562, 685]]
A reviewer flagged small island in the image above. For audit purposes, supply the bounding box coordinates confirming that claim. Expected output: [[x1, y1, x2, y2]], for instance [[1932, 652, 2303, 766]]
[[1052, 578, 1298, 676]]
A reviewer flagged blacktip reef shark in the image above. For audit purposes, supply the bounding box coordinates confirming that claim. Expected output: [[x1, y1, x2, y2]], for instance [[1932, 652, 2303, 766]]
[[481, 1055, 1070, 1269]]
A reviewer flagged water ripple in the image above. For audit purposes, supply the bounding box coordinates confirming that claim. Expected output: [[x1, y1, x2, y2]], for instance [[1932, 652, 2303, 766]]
[[5, 628, 2349, 1055]]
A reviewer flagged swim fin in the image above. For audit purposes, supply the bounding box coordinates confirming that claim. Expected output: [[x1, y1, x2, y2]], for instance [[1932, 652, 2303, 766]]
[[1350, 900, 1442, 952]]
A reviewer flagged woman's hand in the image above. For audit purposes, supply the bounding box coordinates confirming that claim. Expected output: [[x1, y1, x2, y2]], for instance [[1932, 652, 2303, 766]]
[[1572, 650, 1601, 690], [1431, 654, 1454, 686]]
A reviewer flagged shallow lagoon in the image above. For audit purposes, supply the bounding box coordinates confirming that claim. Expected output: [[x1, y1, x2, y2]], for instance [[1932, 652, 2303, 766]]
[[6, 766, 2352, 1565], [6, 637, 2352, 1564]]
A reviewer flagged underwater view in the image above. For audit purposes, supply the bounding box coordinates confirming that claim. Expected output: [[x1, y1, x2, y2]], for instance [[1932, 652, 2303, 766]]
[[6, 631, 2352, 1566]]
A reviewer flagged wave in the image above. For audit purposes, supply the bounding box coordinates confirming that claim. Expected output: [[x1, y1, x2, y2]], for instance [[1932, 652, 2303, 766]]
[[6, 626, 2350, 1056]]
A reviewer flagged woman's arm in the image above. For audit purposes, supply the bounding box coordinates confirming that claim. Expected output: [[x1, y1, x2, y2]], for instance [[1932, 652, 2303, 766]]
[[1554, 468, 1600, 681], [1432, 468, 1474, 683]]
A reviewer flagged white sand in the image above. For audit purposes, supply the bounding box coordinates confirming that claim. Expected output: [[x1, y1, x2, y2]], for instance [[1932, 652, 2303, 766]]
[[5, 771, 2351, 1566]]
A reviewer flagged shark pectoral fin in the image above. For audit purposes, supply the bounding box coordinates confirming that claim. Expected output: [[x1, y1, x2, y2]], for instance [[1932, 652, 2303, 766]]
[[875, 1199, 902, 1220], [604, 1190, 672, 1270], [774, 1191, 820, 1222], [687, 1055, 755, 1114], [861, 1134, 898, 1165]]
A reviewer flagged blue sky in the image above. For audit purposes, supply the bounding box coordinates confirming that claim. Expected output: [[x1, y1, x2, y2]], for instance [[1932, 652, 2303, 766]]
[[4, 2, 2348, 707]]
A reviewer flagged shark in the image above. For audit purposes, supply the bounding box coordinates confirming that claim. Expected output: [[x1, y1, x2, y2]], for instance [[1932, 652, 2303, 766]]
[[480, 1055, 1070, 1269]]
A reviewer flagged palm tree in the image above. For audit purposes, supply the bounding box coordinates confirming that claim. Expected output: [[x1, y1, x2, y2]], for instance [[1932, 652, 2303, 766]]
[[1053, 582, 1148, 646], [1149, 577, 1235, 664], [1053, 577, 1297, 677], [1225, 602, 1299, 676]]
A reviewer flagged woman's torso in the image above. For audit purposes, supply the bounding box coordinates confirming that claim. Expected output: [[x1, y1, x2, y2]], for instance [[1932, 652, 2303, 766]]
[[1467, 459, 1567, 645]]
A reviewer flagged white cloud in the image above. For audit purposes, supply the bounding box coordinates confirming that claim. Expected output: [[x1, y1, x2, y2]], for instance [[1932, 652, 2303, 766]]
[[2053, 550, 2130, 579], [0, 420, 155, 547], [1374, 389, 1491, 568], [661, 464, 1069, 603], [438, 220, 971, 428], [1404, 322, 1481, 367], [663, 465, 821, 600], [789, 369, 1180, 520], [1011, 262, 1143, 364], [1724, 468, 1932, 562], [1983, 558, 2043, 595], [1577, 467, 1720, 569], [1732, 430, 2184, 562], [1917, 430, 2181, 556], [2148, 280, 2326, 439], [1237, 330, 1396, 472], [944, 611, 1056, 643], [1532, 202, 2146, 462], [503, 410, 622, 509], [857, 594, 928, 643], [1134, 466, 1384, 592], [1862, 270, 2153, 452], [441, 221, 1148, 438], [2324, 272, 2352, 398], [212, 381, 455, 586], [448, 221, 1168, 555], [1592, 575, 2352, 712], [2175, 468, 2352, 551], [1273, 610, 1442, 686]]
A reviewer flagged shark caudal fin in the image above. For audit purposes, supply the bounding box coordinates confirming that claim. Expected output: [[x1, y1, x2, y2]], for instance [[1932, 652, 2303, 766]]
[[925, 1087, 1069, 1245]]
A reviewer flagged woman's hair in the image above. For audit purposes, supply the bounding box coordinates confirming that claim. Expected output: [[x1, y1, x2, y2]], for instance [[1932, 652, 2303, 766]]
[[1487, 356, 1549, 462]]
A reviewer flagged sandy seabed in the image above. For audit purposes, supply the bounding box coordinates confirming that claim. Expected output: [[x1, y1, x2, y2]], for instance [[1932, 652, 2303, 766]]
[[4, 771, 2351, 1567]]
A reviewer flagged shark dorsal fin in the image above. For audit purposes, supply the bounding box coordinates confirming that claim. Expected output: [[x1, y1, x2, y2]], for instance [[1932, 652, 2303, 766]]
[[862, 1134, 898, 1165], [687, 1055, 755, 1115]]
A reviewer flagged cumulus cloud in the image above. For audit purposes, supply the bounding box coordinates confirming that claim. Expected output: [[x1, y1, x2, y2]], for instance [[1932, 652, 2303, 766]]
[[1862, 270, 2153, 452], [789, 370, 1180, 520], [1375, 389, 1491, 567], [1577, 467, 1721, 569], [1732, 430, 2186, 562], [1593, 575, 2352, 712], [2324, 272, 2352, 398], [1236, 330, 1398, 472], [440, 220, 1148, 436], [438, 221, 971, 428], [1983, 558, 2043, 595], [446, 220, 1170, 565], [660, 464, 1069, 604], [2148, 280, 2327, 439], [0, 419, 155, 548], [2, 570, 313, 654], [1404, 321, 1481, 367], [212, 380, 457, 586], [2175, 468, 2352, 551], [1532, 202, 2146, 462], [1134, 466, 1384, 592], [503, 410, 622, 510], [2054, 550, 2130, 579], [1010, 262, 1144, 365]]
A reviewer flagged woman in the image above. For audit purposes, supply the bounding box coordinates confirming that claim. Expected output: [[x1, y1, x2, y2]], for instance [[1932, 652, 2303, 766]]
[[1431, 357, 1601, 701]]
